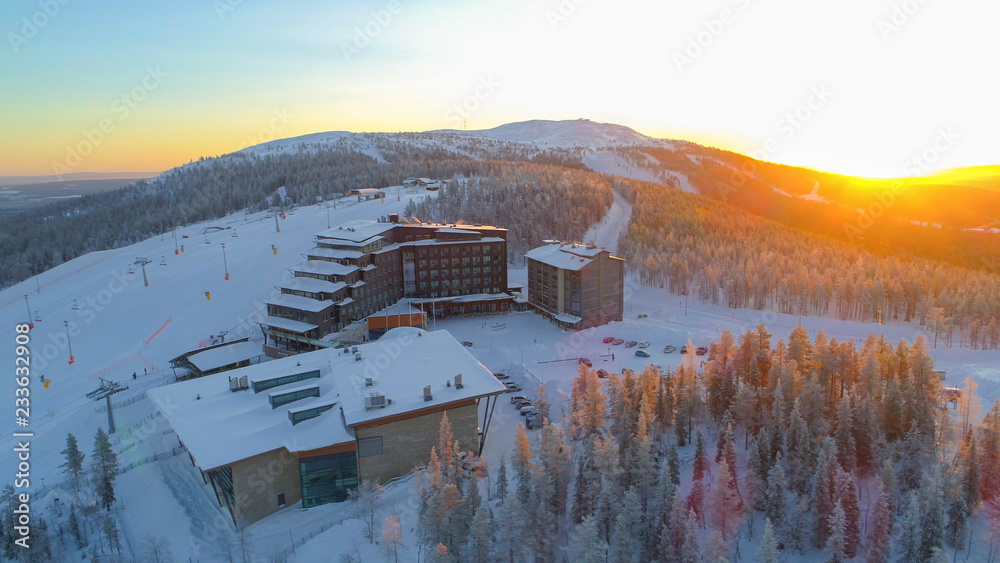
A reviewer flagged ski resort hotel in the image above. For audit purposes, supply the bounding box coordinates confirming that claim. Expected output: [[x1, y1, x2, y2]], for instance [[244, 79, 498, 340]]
[[148, 328, 507, 527]]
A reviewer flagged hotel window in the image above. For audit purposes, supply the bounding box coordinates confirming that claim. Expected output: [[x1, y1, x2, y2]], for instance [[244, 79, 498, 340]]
[[358, 436, 383, 457]]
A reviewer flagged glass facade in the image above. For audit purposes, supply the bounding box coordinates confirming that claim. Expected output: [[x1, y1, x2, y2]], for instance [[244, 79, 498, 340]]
[[300, 451, 358, 508]]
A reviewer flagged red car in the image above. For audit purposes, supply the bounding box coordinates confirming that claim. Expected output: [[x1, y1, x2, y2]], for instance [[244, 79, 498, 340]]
[[602, 337, 615, 344], [596, 369, 609, 379], [579, 357, 593, 367]]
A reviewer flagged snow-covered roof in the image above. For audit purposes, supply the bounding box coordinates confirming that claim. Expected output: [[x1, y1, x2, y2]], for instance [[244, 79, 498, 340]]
[[305, 247, 364, 261], [336, 329, 507, 426], [525, 243, 594, 271], [315, 221, 394, 243], [279, 277, 347, 295], [554, 313, 582, 325], [187, 341, 263, 373], [259, 316, 319, 334], [375, 236, 504, 253], [436, 228, 481, 235], [336, 297, 355, 306], [293, 260, 358, 277], [368, 302, 425, 318], [266, 293, 335, 313], [417, 178, 435, 183], [148, 328, 505, 470]]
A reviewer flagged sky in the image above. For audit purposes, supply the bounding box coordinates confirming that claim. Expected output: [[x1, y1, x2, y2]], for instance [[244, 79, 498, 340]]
[[1, 0, 998, 178]]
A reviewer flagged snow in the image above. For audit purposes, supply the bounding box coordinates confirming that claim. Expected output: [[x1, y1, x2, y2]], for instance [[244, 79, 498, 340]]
[[315, 221, 394, 243], [582, 189, 632, 255], [292, 260, 358, 277], [336, 328, 508, 427], [186, 340, 263, 372], [581, 149, 669, 185], [266, 292, 334, 313], [4, 160, 1000, 561], [436, 227, 481, 235], [259, 315, 319, 333], [799, 180, 830, 203], [277, 277, 347, 295], [438, 119, 660, 148], [524, 243, 594, 271], [305, 247, 364, 260], [554, 313, 582, 324], [149, 328, 503, 470]]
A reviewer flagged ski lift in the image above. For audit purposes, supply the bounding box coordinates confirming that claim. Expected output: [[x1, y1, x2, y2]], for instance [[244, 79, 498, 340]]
[[71, 299, 80, 311], [159, 256, 167, 266], [34, 311, 41, 322], [231, 231, 238, 238], [127, 265, 135, 275]]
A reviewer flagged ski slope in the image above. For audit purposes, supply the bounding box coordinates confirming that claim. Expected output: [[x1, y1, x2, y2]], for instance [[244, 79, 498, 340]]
[[2, 180, 999, 560]]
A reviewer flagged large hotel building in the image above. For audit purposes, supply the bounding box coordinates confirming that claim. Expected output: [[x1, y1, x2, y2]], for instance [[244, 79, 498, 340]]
[[260, 215, 511, 356]]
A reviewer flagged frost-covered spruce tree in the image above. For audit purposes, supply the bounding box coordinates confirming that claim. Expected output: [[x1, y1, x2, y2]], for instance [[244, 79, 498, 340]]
[[756, 518, 780, 563], [867, 479, 893, 563], [834, 468, 861, 558], [919, 471, 945, 560], [764, 452, 788, 543], [566, 515, 608, 563], [91, 427, 118, 511], [898, 491, 924, 563], [60, 433, 85, 492], [495, 454, 508, 503], [825, 501, 847, 563]]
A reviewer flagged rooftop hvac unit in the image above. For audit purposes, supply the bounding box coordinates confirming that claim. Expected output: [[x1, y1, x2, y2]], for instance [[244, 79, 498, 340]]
[[229, 377, 239, 392], [364, 393, 387, 410], [454, 374, 464, 389], [351, 346, 359, 354], [423, 385, 433, 402], [365, 377, 373, 387], [239, 376, 249, 390], [355, 352, 362, 362]]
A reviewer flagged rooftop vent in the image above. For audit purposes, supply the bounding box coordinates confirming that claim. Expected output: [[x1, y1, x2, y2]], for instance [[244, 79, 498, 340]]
[[455, 374, 464, 389], [229, 377, 239, 392], [355, 352, 362, 362], [365, 377, 373, 387], [423, 385, 433, 402], [364, 392, 387, 410], [239, 375, 249, 390]]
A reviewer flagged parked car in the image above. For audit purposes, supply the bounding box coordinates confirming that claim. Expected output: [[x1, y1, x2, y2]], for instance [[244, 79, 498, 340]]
[[603, 336, 615, 344], [635, 350, 650, 358], [663, 344, 676, 353], [696, 346, 709, 356], [513, 398, 533, 408], [461, 341, 473, 347], [625, 340, 638, 348], [680, 345, 689, 354], [494, 372, 510, 380], [596, 369, 609, 379], [520, 405, 538, 417], [526, 412, 544, 430], [504, 382, 522, 392], [579, 357, 593, 367], [637, 313, 648, 318], [510, 394, 529, 405], [638, 341, 650, 349], [612, 338, 625, 345]]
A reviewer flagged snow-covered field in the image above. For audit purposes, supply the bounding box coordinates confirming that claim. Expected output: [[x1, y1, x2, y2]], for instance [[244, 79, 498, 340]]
[[2, 184, 999, 561]]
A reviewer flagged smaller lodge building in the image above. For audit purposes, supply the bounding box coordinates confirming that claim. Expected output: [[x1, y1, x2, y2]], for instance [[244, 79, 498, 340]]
[[149, 328, 507, 527]]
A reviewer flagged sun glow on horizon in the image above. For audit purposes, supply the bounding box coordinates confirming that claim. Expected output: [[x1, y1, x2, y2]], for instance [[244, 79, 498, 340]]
[[1, 0, 997, 178]]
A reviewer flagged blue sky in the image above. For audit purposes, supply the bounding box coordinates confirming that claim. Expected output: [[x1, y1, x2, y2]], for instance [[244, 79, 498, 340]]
[[2, 0, 998, 177]]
